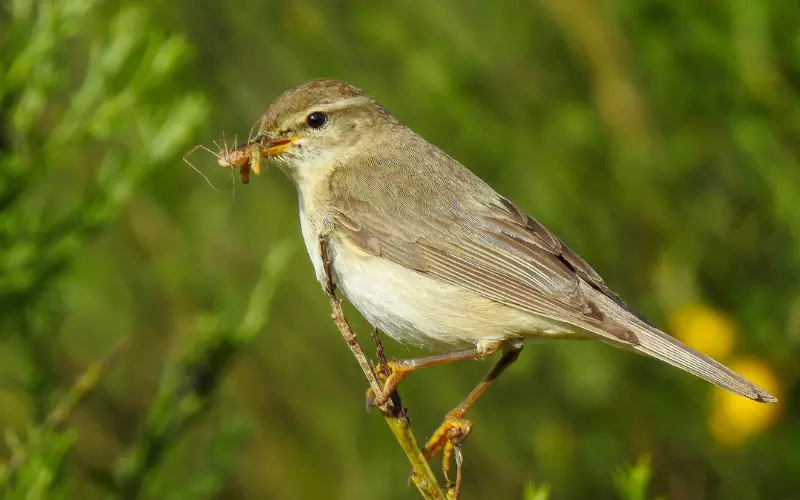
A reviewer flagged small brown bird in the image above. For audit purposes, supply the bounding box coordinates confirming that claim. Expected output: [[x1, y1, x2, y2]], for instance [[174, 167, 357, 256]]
[[251, 78, 775, 450]]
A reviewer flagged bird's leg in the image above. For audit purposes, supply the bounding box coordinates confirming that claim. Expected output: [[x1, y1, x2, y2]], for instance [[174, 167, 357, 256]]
[[424, 341, 524, 484], [368, 342, 503, 408]]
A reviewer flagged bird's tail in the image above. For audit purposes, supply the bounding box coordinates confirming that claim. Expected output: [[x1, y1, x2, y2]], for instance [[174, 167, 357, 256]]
[[626, 321, 776, 403]]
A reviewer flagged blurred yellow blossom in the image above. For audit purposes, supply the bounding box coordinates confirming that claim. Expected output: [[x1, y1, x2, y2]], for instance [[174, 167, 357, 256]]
[[708, 356, 782, 446], [668, 303, 737, 360]]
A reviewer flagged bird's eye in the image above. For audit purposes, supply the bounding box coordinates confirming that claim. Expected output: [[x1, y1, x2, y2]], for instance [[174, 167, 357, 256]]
[[306, 112, 328, 129]]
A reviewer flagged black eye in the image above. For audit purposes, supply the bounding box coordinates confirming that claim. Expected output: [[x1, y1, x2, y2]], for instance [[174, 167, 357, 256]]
[[306, 112, 327, 129]]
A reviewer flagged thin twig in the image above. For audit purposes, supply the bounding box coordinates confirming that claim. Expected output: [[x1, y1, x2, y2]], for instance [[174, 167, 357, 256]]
[[318, 236, 445, 500], [368, 327, 405, 412], [451, 446, 464, 499], [371, 327, 389, 375], [46, 338, 130, 429]]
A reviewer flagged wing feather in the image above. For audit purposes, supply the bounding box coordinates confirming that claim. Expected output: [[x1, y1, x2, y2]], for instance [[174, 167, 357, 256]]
[[330, 196, 640, 345], [322, 145, 775, 402]]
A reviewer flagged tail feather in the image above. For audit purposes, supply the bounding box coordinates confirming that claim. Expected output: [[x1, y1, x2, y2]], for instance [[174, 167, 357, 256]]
[[629, 323, 776, 403]]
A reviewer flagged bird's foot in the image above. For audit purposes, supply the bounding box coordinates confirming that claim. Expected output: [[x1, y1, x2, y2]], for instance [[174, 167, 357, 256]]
[[364, 359, 410, 408], [423, 412, 473, 485]]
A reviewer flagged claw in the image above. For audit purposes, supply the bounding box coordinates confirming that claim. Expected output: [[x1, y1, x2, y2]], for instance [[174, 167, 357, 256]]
[[442, 438, 466, 499], [371, 359, 410, 407], [443, 440, 456, 484], [422, 413, 473, 486], [364, 361, 394, 410], [364, 388, 376, 411]]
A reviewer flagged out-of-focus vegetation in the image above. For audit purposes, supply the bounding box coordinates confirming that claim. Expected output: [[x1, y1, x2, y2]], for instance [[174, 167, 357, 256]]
[[1, 0, 799, 498]]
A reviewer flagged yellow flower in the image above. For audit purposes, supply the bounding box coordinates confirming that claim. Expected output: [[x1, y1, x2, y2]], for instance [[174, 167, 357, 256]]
[[708, 356, 782, 446], [668, 303, 737, 361]]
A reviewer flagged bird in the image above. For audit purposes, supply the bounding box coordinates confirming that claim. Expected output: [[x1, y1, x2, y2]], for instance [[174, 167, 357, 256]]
[[249, 78, 776, 458]]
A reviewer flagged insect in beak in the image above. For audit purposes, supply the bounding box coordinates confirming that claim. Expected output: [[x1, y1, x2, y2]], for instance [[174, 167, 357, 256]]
[[215, 135, 298, 184]]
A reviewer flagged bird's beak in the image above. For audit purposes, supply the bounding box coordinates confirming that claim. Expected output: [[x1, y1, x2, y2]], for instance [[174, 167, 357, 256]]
[[254, 135, 298, 157]]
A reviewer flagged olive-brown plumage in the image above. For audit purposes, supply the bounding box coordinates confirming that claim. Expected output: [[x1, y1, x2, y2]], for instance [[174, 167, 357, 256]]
[[257, 78, 776, 403]]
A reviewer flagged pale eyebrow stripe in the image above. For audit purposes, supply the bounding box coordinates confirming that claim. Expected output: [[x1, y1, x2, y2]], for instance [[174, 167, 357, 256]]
[[316, 96, 373, 112], [260, 96, 374, 135]]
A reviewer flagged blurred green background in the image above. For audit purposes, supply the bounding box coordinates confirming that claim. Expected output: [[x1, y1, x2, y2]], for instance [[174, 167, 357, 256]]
[[2, 0, 799, 498]]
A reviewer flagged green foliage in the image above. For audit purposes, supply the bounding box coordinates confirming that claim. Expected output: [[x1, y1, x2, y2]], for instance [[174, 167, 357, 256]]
[[524, 481, 551, 500], [524, 456, 654, 500], [2, 0, 799, 499], [114, 246, 290, 499], [1, 0, 224, 498], [0, 426, 76, 500], [1, 0, 206, 314], [613, 456, 653, 500]]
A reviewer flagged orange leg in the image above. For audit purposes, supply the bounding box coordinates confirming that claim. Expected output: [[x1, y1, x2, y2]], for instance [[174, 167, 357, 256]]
[[369, 342, 503, 408], [423, 341, 524, 485]]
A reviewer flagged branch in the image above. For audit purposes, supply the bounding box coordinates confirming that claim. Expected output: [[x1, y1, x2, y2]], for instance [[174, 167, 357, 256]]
[[0, 339, 128, 492], [114, 243, 290, 498], [318, 236, 446, 500]]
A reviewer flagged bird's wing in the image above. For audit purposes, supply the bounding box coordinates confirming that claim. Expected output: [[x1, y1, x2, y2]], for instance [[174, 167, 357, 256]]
[[330, 190, 641, 346], [328, 184, 775, 402]]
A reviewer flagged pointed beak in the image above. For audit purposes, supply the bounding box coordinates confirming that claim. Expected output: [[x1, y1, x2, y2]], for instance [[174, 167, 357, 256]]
[[256, 135, 298, 156]]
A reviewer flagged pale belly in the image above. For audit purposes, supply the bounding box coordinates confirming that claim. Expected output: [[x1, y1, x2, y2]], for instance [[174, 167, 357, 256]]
[[301, 215, 572, 349]]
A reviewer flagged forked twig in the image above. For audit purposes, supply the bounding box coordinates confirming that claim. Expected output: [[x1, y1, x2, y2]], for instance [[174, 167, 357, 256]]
[[318, 236, 446, 500]]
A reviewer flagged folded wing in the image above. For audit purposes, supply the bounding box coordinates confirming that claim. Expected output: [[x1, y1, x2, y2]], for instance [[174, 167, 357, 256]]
[[330, 188, 775, 402]]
